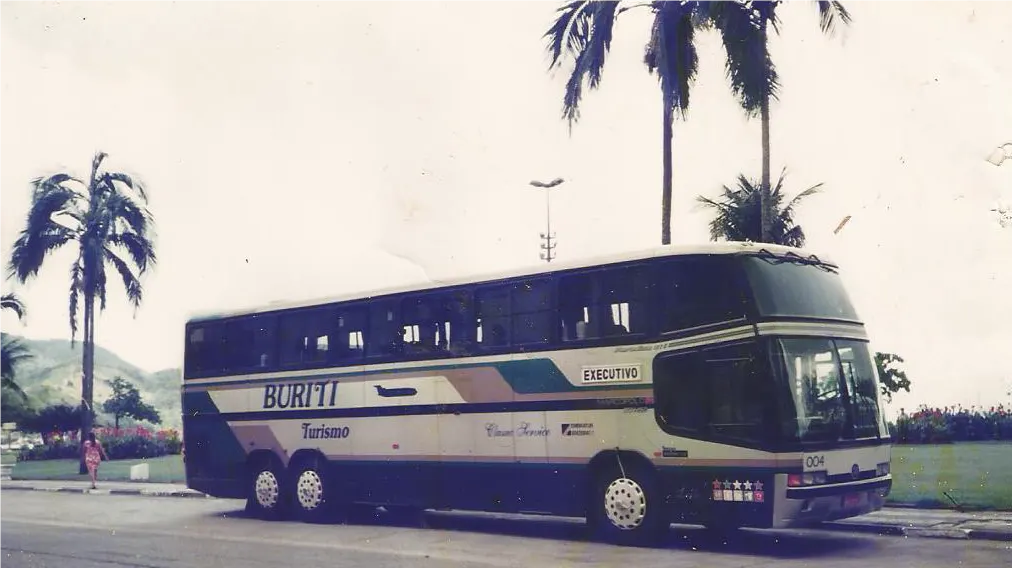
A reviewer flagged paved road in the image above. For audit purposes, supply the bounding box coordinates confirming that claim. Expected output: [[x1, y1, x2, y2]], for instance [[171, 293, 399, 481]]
[[2, 491, 1009, 568]]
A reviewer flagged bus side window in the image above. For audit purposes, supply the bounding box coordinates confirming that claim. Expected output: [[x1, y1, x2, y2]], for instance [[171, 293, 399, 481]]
[[223, 315, 277, 373], [511, 278, 554, 347], [367, 301, 403, 359], [658, 258, 747, 333], [185, 324, 223, 377], [475, 285, 510, 350], [335, 306, 367, 362]]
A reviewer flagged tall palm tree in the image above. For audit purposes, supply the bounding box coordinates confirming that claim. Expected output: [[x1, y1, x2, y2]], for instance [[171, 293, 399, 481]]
[[707, 0, 850, 243], [544, 1, 705, 245], [696, 168, 822, 247], [1, 293, 30, 395], [7, 151, 156, 472]]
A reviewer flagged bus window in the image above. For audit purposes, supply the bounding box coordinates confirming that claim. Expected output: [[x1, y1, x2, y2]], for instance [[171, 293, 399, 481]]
[[476, 285, 510, 349], [185, 323, 224, 377], [335, 306, 367, 362], [511, 278, 554, 346], [223, 315, 277, 373], [658, 257, 749, 333], [366, 301, 403, 359], [279, 308, 333, 366]]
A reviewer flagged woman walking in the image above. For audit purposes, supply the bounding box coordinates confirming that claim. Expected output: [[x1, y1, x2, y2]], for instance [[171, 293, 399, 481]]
[[82, 432, 108, 489]]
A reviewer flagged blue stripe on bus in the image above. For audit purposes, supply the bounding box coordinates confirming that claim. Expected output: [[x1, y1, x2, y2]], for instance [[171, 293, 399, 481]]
[[191, 396, 653, 423], [183, 358, 648, 394]]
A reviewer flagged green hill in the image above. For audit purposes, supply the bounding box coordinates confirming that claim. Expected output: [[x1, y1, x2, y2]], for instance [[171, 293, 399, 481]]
[[4, 334, 181, 430]]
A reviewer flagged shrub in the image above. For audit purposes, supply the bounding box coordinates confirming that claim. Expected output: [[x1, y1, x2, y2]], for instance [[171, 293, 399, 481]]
[[17, 427, 183, 461], [890, 404, 1011, 444]]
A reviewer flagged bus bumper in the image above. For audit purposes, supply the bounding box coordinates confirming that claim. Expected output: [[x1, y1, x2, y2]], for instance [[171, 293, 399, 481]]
[[771, 474, 892, 528]]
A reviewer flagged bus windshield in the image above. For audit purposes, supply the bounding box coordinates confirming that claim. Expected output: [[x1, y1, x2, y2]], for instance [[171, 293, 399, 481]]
[[772, 338, 886, 445], [740, 254, 859, 322]]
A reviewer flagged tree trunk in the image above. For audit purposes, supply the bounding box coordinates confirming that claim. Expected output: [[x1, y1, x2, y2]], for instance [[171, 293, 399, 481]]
[[78, 292, 95, 474], [661, 94, 674, 246], [759, 21, 772, 244]]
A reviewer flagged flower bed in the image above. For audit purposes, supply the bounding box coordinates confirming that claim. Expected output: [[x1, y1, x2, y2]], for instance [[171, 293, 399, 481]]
[[18, 427, 182, 461], [890, 404, 1012, 444]]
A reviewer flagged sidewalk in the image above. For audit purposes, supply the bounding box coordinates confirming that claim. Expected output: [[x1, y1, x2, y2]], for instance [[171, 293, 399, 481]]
[[2, 478, 1010, 542], [0, 479, 207, 499]]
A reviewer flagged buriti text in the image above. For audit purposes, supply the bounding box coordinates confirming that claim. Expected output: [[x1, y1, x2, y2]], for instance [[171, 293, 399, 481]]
[[263, 380, 339, 409]]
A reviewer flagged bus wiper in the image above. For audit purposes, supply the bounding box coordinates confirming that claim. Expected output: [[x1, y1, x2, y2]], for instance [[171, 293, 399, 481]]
[[756, 248, 838, 273]]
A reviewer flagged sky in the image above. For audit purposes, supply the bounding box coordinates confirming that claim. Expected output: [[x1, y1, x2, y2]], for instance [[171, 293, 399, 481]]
[[2, 1, 1010, 418]]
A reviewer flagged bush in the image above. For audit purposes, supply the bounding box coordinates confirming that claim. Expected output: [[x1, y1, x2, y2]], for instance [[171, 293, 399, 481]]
[[18, 439, 79, 461], [890, 404, 1011, 444], [17, 427, 182, 461]]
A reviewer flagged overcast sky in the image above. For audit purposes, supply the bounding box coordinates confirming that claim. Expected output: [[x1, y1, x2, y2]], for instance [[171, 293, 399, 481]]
[[2, 1, 1010, 416]]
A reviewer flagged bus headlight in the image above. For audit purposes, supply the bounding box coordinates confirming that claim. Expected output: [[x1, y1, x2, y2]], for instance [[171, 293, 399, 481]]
[[876, 462, 890, 476]]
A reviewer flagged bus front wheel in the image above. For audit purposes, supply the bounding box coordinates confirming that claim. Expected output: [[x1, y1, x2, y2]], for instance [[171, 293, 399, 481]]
[[587, 461, 668, 547]]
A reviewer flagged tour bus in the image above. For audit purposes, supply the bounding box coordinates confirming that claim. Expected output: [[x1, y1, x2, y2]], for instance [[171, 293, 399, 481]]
[[181, 242, 892, 545]]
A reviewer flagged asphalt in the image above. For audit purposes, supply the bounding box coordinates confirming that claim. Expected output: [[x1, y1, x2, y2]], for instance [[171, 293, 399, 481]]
[[3, 478, 1010, 542]]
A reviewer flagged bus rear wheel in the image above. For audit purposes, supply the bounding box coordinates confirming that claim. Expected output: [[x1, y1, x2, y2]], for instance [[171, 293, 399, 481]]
[[289, 457, 335, 523], [247, 459, 286, 520], [588, 461, 668, 547]]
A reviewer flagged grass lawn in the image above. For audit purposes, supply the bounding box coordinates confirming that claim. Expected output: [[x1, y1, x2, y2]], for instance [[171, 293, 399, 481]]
[[11, 454, 184, 484], [888, 441, 1012, 510]]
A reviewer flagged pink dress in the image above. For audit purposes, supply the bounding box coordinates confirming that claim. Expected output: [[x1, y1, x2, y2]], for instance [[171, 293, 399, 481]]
[[84, 440, 102, 472]]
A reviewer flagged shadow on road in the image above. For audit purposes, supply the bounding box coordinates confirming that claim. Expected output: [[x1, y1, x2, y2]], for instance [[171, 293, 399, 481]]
[[211, 504, 880, 559]]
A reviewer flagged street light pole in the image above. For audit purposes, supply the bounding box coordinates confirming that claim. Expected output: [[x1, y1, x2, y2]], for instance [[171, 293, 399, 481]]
[[529, 177, 565, 263]]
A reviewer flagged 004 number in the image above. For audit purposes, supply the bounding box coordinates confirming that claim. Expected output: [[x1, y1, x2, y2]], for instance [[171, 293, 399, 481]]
[[804, 455, 826, 469]]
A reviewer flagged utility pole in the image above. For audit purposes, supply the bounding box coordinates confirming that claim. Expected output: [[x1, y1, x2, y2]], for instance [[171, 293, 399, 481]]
[[529, 178, 565, 263]]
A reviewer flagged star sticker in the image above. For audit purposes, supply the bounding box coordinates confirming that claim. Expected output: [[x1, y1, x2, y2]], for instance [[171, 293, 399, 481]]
[[712, 479, 722, 490], [754, 481, 764, 491], [743, 481, 753, 490], [732, 480, 742, 490], [722, 480, 732, 490]]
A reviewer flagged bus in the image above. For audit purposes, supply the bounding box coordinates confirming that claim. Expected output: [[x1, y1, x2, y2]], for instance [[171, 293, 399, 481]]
[[180, 242, 892, 545]]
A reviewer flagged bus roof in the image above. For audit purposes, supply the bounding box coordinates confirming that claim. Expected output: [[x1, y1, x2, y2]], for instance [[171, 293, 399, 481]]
[[185, 241, 835, 324]]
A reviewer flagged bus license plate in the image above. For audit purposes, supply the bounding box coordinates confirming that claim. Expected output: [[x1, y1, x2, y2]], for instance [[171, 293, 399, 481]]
[[843, 493, 861, 509]]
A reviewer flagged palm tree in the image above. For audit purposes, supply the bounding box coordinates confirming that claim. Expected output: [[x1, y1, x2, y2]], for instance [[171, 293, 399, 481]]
[[1, 293, 30, 395], [544, 1, 706, 245], [7, 151, 156, 472], [696, 168, 822, 247], [707, 0, 850, 243]]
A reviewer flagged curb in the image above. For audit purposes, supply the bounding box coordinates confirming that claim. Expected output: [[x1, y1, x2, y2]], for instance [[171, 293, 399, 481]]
[[1, 484, 211, 499], [820, 522, 1012, 542]]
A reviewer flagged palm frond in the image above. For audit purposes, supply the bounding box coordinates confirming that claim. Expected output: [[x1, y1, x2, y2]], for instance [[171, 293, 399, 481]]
[[105, 249, 143, 309], [817, 0, 852, 36], [1, 332, 33, 391], [108, 232, 156, 274], [707, 0, 779, 113], [104, 191, 153, 238], [644, 1, 701, 119], [559, 1, 621, 126], [544, 1, 595, 70], [69, 258, 84, 344], [1, 293, 26, 321], [89, 151, 109, 186], [102, 172, 148, 202]]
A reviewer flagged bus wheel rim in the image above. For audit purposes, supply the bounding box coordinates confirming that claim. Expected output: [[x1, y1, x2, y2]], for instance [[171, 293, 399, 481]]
[[296, 469, 324, 511], [254, 470, 280, 509], [604, 477, 646, 530]]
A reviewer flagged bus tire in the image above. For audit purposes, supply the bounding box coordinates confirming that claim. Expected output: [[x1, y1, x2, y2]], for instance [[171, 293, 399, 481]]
[[247, 456, 286, 520], [288, 456, 335, 523], [587, 461, 668, 547]]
